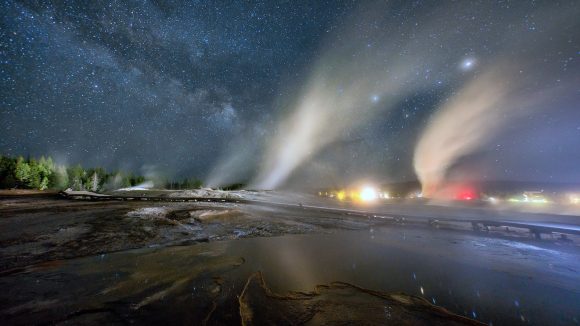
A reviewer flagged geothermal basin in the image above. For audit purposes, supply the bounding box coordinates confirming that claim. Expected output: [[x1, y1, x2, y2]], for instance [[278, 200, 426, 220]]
[[0, 191, 578, 325]]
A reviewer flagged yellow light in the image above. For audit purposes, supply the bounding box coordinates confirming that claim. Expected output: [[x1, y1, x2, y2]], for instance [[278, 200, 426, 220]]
[[337, 191, 346, 201], [360, 186, 378, 202]]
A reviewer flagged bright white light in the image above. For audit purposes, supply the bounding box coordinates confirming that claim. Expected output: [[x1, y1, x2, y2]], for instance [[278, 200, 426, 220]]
[[360, 186, 378, 202], [460, 58, 476, 71], [371, 95, 380, 103]]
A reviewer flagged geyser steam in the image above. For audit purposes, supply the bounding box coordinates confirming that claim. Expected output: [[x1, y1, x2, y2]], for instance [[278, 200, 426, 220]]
[[414, 63, 575, 197], [250, 69, 404, 189], [249, 3, 460, 189], [207, 1, 577, 190], [413, 68, 512, 196], [413, 2, 578, 197]]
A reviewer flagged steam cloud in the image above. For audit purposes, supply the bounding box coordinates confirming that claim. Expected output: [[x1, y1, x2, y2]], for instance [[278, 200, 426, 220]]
[[413, 3, 577, 197], [413, 64, 575, 197], [250, 65, 407, 189], [207, 1, 577, 190], [413, 67, 513, 196], [248, 3, 457, 189]]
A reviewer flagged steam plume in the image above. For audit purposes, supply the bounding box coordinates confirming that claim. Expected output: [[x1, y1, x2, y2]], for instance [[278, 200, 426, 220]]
[[249, 3, 450, 189], [413, 68, 512, 196]]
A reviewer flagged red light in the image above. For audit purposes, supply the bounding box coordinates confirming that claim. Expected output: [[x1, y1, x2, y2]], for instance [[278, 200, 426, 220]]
[[455, 187, 477, 201]]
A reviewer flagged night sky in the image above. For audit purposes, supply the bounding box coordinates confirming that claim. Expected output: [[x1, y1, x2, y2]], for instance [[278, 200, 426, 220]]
[[1, 1, 579, 187]]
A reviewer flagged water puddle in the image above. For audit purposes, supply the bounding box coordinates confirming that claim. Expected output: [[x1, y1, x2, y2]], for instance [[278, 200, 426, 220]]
[[1, 227, 578, 325]]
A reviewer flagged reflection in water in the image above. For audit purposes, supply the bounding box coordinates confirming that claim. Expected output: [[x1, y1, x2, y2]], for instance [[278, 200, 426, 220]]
[[0, 228, 578, 325], [228, 228, 579, 325], [239, 271, 482, 325]]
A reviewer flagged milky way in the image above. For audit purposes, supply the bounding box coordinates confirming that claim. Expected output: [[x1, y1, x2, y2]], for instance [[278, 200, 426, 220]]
[[1, 1, 579, 187]]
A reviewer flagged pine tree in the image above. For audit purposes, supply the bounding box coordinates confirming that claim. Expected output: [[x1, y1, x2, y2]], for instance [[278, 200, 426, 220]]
[[35, 156, 54, 190], [27, 158, 42, 189], [39, 176, 49, 190], [68, 164, 85, 190], [14, 156, 31, 188], [52, 165, 69, 189]]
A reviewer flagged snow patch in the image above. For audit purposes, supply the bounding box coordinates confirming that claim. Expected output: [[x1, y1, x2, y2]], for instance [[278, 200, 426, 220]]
[[168, 188, 243, 199], [127, 207, 168, 218], [116, 181, 154, 191]]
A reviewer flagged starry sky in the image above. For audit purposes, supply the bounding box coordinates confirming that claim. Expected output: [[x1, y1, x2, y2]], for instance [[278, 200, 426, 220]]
[[1, 0, 579, 187]]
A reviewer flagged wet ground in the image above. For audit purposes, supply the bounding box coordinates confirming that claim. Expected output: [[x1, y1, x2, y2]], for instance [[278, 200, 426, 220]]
[[0, 194, 579, 325], [0, 194, 376, 271]]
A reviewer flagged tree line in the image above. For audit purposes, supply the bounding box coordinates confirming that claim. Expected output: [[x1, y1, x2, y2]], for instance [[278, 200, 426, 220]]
[[0, 155, 203, 192]]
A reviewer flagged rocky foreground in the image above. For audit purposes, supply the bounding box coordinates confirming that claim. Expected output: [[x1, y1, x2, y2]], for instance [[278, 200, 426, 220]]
[[0, 192, 372, 272]]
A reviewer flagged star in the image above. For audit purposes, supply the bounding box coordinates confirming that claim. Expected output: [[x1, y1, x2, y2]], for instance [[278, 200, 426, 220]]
[[460, 58, 477, 71]]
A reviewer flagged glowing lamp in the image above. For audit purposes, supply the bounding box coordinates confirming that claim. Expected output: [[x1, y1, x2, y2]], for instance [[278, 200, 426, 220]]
[[455, 187, 477, 201], [360, 186, 378, 202]]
